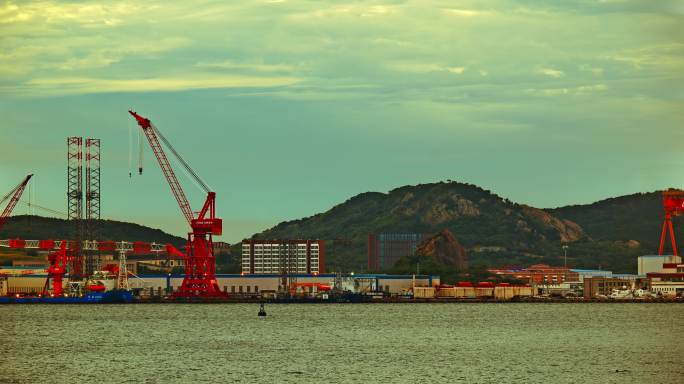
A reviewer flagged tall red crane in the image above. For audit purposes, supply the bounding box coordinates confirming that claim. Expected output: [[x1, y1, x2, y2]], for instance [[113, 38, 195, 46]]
[[659, 190, 684, 256], [0, 174, 33, 232], [128, 111, 226, 297]]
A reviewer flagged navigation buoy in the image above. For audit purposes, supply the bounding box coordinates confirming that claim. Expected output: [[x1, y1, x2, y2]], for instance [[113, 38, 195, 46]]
[[258, 302, 267, 317]]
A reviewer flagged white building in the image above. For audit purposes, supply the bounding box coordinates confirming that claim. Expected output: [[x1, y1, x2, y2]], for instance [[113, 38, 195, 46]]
[[638, 255, 681, 275], [647, 261, 684, 297], [242, 240, 325, 274]]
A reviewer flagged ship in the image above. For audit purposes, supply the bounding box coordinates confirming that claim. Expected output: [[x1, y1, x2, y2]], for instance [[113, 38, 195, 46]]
[[0, 270, 133, 304]]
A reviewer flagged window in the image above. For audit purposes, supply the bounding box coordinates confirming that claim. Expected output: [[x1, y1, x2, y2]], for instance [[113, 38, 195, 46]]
[[247, 286, 251, 293], [255, 286, 259, 293], [231, 286, 235, 293], [239, 286, 243, 293]]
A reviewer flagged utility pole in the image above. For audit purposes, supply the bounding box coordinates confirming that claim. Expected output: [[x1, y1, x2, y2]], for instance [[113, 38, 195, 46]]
[[562, 244, 569, 283]]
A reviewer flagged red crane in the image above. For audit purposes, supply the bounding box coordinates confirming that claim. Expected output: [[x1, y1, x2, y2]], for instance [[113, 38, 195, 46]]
[[659, 190, 684, 256], [42, 241, 68, 296], [128, 110, 226, 297], [0, 174, 33, 232]]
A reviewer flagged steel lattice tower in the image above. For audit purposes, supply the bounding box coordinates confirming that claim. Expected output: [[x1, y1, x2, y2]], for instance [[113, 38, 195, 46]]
[[85, 138, 101, 275], [67, 137, 84, 279]]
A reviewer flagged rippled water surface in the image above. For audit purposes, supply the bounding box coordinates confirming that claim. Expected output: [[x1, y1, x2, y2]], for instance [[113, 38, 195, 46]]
[[3, 303, 683, 383]]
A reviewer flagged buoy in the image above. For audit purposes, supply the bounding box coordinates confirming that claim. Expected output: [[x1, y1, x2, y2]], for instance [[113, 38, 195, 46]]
[[258, 302, 267, 317]]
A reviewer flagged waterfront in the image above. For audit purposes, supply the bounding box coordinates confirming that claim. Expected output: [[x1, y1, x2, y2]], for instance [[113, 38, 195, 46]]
[[4, 303, 683, 383]]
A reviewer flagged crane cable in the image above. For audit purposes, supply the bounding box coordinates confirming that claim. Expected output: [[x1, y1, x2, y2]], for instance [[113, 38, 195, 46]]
[[128, 117, 133, 178], [0, 179, 23, 207], [138, 127, 143, 175], [151, 123, 211, 193]]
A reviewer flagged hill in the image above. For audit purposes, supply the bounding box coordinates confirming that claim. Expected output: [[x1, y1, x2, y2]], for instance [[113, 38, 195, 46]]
[[249, 181, 653, 273], [0, 215, 185, 247], [547, 191, 669, 252]]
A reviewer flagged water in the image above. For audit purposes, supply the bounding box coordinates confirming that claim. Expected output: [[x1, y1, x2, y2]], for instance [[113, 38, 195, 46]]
[[3, 303, 683, 383]]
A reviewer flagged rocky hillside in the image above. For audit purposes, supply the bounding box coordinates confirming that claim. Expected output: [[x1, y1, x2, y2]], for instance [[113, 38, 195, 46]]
[[251, 181, 643, 272], [415, 229, 468, 270]]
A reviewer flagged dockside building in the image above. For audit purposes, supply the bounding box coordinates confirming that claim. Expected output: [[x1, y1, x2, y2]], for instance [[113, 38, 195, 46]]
[[241, 240, 325, 274]]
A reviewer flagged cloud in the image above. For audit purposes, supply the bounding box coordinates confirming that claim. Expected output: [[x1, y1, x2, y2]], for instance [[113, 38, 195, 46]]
[[442, 8, 490, 17], [538, 68, 565, 78], [526, 83, 608, 97], [7, 75, 300, 97], [195, 60, 301, 73], [387, 62, 467, 74]]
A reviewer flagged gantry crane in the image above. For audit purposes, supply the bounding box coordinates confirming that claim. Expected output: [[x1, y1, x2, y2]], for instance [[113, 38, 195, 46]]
[[659, 190, 684, 256], [128, 110, 225, 297], [0, 174, 33, 232]]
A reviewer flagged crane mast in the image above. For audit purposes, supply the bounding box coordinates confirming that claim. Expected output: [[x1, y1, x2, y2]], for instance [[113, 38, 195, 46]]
[[0, 174, 33, 231], [128, 111, 225, 297]]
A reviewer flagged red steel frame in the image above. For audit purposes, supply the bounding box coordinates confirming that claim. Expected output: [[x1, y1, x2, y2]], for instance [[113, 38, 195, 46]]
[[659, 190, 684, 256], [128, 110, 225, 297], [0, 174, 32, 231], [42, 241, 68, 296]]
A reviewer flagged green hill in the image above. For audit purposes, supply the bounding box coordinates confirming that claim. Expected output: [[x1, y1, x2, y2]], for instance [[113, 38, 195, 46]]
[[547, 192, 669, 252], [250, 181, 655, 273], [1, 215, 185, 246]]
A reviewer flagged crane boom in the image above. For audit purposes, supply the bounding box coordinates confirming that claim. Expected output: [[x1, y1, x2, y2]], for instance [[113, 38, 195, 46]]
[[128, 111, 194, 225], [0, 174, 33, 231]]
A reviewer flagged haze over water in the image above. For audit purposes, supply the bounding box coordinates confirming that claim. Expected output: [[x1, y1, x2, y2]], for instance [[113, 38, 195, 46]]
[[4, 303, 683, 383]]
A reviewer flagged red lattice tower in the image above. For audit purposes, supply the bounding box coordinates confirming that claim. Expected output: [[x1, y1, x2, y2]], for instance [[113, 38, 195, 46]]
[[659, 190, 684, 256]]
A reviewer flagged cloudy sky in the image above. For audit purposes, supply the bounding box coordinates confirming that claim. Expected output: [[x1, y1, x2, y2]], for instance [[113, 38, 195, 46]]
[[1, 0, 682, 242]]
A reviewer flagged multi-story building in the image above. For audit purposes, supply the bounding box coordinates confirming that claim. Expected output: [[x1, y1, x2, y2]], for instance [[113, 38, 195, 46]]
[[242, 240, 325, 274], [583, 276, 641, 298], [368, 233, 430, 271], [488, 264, 579, 285], [647, 262, 684, 297]]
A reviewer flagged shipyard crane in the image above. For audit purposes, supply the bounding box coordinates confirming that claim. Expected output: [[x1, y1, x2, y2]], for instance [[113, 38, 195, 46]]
[[0, 174, 33, 232], [659, 190, 684, 256], [128, 110, 225, 297], [42, 241, 68, 296]]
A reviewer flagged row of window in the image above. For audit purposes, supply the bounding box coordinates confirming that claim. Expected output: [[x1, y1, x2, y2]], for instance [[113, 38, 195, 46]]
[[226, 285, 259, 293]]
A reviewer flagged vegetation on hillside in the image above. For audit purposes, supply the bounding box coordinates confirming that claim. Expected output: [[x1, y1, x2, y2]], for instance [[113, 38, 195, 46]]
[[252, 182, 672, 274]]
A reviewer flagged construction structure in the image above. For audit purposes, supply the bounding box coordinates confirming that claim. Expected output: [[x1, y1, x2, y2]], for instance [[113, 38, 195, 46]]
[[85, 138, 101, 274], [129, 110, 225, 297], [67, 137, 102, 278], [0, 174, 33, 232], [67, 137, 83, 279], [659, 190, 684, 256]]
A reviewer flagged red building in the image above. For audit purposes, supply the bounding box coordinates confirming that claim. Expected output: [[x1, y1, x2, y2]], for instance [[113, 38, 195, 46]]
[[488, 264, 579, 284], [368, 233, 430, 271]]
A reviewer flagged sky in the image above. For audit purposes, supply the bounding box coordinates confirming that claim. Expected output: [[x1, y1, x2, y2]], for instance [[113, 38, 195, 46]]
[[1, 0, 683, 243]]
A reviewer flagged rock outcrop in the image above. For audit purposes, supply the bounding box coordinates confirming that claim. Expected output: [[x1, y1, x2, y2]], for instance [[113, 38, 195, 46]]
[[415, 229, 468, 270]]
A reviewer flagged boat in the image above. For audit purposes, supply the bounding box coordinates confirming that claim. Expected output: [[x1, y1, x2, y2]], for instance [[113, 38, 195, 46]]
[[0, 270, 133, 304], [0, 290, 133, 304]]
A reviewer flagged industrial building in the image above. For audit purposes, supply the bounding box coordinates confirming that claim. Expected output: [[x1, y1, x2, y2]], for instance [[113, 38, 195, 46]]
[[583, 276, 643, 298], [647, 261, 684, 297], [488, 264, 579, 284], [638, 255, 681, 275], [367, 233, 429, 271], [241, 240, 325, 274]]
